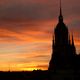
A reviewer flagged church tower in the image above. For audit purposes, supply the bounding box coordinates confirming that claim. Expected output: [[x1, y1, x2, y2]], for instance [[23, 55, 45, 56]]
[[48, 0, 76, 71]]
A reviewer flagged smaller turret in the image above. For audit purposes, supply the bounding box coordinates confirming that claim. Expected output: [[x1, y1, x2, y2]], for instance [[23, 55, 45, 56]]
[[68, 34, 71, 45], [71, 35, 76, 55], [72, 35, 74, 46]]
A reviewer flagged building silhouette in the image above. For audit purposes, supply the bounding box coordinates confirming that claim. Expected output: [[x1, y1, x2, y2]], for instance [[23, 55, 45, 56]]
[[48, 0, 77, 71]]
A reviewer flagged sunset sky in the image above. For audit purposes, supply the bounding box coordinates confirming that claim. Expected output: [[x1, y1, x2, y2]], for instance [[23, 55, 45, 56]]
[[0, 0, 80, 71]]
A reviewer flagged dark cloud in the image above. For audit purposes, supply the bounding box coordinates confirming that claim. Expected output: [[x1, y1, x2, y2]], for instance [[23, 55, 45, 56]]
[[0, 0, 79, 21], [0, 3, 55, 20], [0, 0, 79, 31]]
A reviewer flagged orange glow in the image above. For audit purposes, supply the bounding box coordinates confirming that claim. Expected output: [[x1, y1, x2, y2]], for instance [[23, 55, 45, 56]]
[[0, 19, 80, 71], [0, 62, 48, 71], [21, 68, 38, 71]]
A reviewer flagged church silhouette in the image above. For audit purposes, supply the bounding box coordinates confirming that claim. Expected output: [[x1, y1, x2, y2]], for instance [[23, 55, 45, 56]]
[[48, 1, 80, 79], [48, 0, 76, 71]]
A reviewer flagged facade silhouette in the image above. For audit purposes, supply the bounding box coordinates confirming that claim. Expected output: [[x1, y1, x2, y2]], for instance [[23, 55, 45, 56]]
[[48, 0, 77, 71]]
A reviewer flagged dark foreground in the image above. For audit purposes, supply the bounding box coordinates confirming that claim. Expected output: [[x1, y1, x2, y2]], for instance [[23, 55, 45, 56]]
[[0, 70, 48, 80], [0, 69, 80, 80]]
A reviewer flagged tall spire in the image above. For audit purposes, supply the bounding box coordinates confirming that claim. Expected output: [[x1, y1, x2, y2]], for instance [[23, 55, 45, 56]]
[[59, 0, 63, 22], [60, 0, 62, 16]]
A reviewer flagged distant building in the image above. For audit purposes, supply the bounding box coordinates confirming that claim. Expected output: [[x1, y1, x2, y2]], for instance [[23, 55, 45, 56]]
[[48, 0, 77, 71]]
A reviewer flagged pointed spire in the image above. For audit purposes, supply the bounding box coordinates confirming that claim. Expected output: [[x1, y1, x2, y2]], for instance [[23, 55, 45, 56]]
[[68, 34, 71, 44], [60, 0, 62, 16], [59, 0, 63, 22], [72, 34, 74, 46]]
